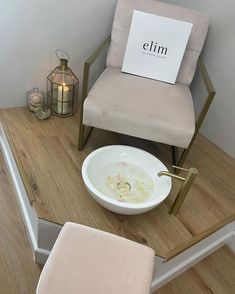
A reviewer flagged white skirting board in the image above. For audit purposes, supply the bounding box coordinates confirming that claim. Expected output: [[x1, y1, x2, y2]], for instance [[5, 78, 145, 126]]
[[0, 122, 234, 289], [0, 123, 62, 264], [227, 221, 235, 251], [0, 123, 38, 257]]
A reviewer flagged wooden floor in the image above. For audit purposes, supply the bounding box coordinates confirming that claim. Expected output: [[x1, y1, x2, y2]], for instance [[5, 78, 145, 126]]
[[156, 246, 235, 294], [0, 152, 41, 294], [0, 107, 234, 259], [0, 150, 234, 294], [0, 147, 234, 293]]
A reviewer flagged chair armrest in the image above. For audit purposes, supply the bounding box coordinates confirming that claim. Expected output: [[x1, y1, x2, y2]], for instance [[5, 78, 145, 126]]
[[176, 58, 216, 168], [82, 36, 111, 101], [195, 57, 216, 131]]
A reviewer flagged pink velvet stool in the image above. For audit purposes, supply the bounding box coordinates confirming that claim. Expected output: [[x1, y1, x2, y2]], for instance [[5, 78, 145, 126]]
[[36, 222, 155, 294]]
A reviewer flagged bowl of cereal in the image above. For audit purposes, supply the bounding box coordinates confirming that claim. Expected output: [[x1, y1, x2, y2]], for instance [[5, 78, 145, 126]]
[[82, 145, 171, 215]]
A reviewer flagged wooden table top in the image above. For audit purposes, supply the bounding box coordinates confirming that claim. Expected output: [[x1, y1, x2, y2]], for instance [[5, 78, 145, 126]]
[[1, 107, 234, 258]]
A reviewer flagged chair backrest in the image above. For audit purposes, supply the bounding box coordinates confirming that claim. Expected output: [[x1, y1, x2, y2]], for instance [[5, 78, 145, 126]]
[[106, 0, 209, 86]]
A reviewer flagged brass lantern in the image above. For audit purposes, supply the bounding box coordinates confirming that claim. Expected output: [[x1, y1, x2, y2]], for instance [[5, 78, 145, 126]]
[[47, 50, 79, 117]]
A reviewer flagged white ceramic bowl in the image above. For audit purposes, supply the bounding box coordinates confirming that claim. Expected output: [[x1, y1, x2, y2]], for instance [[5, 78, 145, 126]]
[[82, 145, 172, 215]]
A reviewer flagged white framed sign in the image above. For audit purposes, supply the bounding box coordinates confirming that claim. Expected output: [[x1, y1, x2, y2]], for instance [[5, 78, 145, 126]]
[[122, 10, 193, 84]]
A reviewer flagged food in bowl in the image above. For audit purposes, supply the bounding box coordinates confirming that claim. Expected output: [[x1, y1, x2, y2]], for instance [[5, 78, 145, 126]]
[[102, 161, 154, 203]]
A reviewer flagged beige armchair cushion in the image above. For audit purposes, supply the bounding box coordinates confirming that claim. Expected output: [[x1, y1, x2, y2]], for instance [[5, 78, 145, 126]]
[[36, 222, 155, 294], [84, 67, 195, 149], [106, 0, 209, 86]]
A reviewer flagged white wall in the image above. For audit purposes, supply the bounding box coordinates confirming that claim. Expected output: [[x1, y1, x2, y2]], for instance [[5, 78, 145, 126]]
[[0, 0, 116, 107], [0, 0, 234, 158], [162, 0, 235, 158]]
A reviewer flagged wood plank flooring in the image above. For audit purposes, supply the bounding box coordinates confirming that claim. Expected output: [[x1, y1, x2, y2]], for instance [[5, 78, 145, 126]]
[[156, 246, 235, 294], [0, 107, 234, 259], [0, 149, 234, 294], [0, 151, 41, 294]]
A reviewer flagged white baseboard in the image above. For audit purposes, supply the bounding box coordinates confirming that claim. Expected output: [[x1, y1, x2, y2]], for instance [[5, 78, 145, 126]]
[[227, 221, 235, 252], [34, 247, 51, 265], [0, 123, 38, 253], [227, 235, 235, 252]]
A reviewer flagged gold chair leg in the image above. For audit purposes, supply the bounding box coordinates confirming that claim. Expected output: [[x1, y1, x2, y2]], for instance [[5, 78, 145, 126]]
[[176, 142, 193, 170], [77, 37, 111, 150], [173, 146, 188, 175], [78, 104, 85, 150], [78, 121, 93, 150], [176, 122, 204, 171], [83, 126, 93, 147], [78, 125, 85, 150], [172, 146, 178, 166], [175, 58, 216, 171]]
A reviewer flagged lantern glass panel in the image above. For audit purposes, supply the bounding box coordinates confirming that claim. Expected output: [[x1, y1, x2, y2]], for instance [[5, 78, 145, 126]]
[[47, 59, 79, 117]]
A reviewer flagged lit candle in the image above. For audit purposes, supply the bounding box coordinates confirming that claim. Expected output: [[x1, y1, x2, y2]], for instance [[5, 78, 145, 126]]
[[57, 84, 69, 114]]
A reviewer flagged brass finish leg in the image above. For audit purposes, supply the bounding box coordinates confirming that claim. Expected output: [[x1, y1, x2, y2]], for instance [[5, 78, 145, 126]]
[[78, 101, 93, 150], [172, 146, 179, 166], [78, 120, 93, 150], [177, 140, 194, 169], [83, 126, 93, 147], [77, 36, 111, 150], [175, 58, 216, 170], [78, 125, 85, 150], [78, 103, 85, 150]]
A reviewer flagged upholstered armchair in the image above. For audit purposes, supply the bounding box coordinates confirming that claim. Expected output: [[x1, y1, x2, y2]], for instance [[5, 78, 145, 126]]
[[78, 0, 215, 168]]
